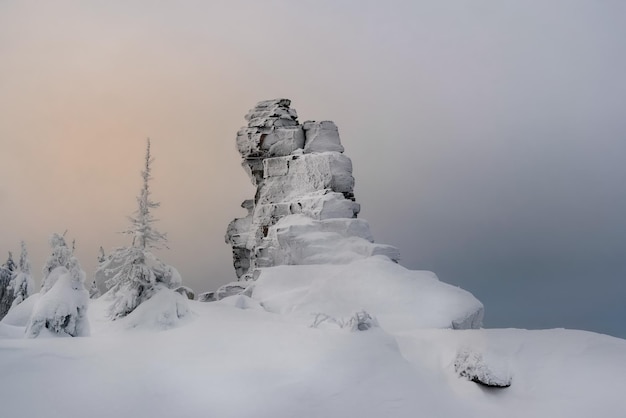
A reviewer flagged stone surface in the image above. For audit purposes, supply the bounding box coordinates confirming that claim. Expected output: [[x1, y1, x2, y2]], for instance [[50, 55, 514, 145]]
[[303, 121, 344, 153], [225, 99, 398, 281], [215, 282, 250, 301], [197, 291, 216, 303], [175, 286, 196, 300]]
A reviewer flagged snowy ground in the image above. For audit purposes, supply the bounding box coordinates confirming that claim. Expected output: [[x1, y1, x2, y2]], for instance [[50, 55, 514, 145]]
[[1, 287, 625, 418]]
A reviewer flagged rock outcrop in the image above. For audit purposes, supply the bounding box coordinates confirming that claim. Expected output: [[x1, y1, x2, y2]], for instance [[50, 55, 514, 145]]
[[225, 99, 399, 281], [219, 99, 484, 331]]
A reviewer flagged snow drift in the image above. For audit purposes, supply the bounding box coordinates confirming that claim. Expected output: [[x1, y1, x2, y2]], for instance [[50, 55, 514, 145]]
[[251, 255, 483, 332]]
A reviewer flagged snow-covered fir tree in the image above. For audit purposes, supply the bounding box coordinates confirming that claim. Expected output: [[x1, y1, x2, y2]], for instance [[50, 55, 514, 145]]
[[0, 252, 17, 319], [89, 246, 108, 299], [98, 139, 181, 319], [4, 252, 16, 273], [26, 266, 90, 338], [92, 246, 110, 295], [9, 241, 35, 308], [26, 236, 89, 337], [41, 232, 85, 293], [89, 279, 101, 299]]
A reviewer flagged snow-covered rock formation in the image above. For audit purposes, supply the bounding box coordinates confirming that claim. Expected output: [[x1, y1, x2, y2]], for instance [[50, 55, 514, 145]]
[[223, 99, 483, 330], [226, 99, 399, 280]]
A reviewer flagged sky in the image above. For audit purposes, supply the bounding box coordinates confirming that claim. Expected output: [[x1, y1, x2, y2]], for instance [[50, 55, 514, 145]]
[[1, 1, 625, 337]]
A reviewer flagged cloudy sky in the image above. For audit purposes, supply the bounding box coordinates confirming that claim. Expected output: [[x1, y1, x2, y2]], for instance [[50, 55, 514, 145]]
[[1, 1, 625, 337]]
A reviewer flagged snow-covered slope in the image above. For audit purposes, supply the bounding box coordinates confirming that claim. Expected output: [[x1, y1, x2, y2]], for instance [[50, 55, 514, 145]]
[[0, 297, 624, 418]]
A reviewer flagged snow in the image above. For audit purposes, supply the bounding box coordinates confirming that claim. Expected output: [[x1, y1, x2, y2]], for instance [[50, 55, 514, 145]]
[[1, 293, 39, 326], [261, 214, 401, 267], [1, 261, 624, 417], [0, 295, 624, 417], [251, 255, 483, 332], [257, 152, 354, 205], [113, 286, 191, 331]]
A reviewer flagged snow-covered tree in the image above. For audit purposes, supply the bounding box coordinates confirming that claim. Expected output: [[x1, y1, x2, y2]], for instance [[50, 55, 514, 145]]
[[9, 241, 35, 308], [17, 241, 31, 274], [26, 266, 90, 338], [4, 252, 16, 273], [0, 252, 17, 319], [41, 232, 85, 293], [99, 139, 181, 319], [89, 279, 101, 299], [126, 139, 168, 251], [92, 246, 110, 295]]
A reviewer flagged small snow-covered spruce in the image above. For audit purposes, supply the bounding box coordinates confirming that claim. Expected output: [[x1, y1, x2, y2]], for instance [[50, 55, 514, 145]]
[[4, 251, 16, 273], [0, 252, 18, 319], [26, 266, 90, 338], [126, 138, 167, 251], [310, 310, 379, 331], [41, 232, 85, 293], [17, 241, 31, 275], [454, 347, 512, 388], [89, 279, 101, 299], [9, 241, 35, 308], [92, 246, 111, 295], [100, 139, 182, 319]]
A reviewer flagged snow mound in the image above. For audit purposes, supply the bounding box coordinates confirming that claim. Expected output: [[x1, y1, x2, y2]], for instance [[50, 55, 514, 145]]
[[1, 293, 39, 327], [217, 294, 264, 310], [251, 255, 484, 332], [116, 286, 192, 331], [0, 322, 23, 338], [26, 267, 90, 338]]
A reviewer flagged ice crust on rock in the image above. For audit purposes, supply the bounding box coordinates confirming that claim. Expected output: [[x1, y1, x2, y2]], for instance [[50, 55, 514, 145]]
[[226, 99, 397, 283], [302, 121, 345, 153]]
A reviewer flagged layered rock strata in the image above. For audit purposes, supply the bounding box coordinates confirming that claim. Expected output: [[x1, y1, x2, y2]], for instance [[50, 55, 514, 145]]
[[225, 99, 399, 281]]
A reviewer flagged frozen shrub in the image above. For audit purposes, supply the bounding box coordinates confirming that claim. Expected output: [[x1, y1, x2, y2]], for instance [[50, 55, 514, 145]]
[[454, 347, 512, 388], [310, 309, 379, 331]]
